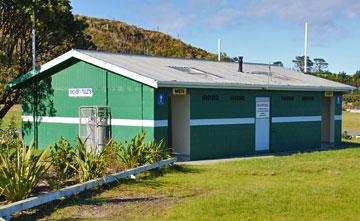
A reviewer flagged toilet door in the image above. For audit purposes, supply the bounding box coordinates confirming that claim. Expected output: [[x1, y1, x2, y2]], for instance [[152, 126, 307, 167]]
[[255, 97, 270, 151]]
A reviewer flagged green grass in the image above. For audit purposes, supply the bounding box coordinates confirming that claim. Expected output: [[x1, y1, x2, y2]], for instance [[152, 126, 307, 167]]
[[1, 104, 22, 129], [13, 147, 360, 221], [343, 111, 360, 132]]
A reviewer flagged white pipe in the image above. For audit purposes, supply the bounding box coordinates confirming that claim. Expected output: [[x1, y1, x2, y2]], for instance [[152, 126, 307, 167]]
[[304, 22, 308, 73], [218, 39, 221, 61]]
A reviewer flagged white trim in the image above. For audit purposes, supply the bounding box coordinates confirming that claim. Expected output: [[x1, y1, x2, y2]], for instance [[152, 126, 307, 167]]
[[39, 50, 158, 88], [190, 118, 255, 126], [111, 119, 168, 127], [335, 115, 342, 121], [22, 116, 77, 124], [272, 116, 321, 123], [22, 116, 168, 127]]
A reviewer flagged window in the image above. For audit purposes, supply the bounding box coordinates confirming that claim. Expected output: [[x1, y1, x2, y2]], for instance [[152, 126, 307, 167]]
[[302, 96, 314, 101], [202, 95, 219, 101], [170, 66, 206, 74], [281, 96, 294, 101], [230, 95, 245, 101], [169, 66, 223, 79]]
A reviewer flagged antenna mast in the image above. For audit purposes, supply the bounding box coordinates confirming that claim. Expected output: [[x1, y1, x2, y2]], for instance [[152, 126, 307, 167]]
[[304, 22, 308, 73], [218, 39, 221, 61]]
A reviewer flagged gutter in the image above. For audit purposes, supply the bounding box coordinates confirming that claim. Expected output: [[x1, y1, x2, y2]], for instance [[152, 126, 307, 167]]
[[158, 81, 355, 93]]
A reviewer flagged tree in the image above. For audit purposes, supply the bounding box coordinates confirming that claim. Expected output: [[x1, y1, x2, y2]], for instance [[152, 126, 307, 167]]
[[313, 58, 329, 72], [354, 70, 360, 88], [0, 0, 94, 118], [292, 56, 313, 73], [273, 61, 284, 67]]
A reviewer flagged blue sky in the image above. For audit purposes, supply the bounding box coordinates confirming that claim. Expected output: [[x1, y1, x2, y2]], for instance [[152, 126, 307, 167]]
[[71, 0, 360, 74]]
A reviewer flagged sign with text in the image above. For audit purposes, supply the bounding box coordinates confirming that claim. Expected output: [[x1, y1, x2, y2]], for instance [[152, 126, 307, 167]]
[[256, 101, 270, 119], [172, 88, 187, 95], [68, 88, 93, 97], [325, 91, 333, 97]]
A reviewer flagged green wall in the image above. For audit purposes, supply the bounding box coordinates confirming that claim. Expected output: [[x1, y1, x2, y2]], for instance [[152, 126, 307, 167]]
[[153, 88, 339, 160], [23, 60, 156, 147]]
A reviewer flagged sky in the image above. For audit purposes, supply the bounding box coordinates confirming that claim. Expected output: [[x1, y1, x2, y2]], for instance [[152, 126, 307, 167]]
[[71, 0, 360, 74]]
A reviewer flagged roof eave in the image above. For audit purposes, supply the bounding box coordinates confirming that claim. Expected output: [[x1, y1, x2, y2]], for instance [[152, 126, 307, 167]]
[[8, 49, 159, 89], [158, 81, 355, 92]]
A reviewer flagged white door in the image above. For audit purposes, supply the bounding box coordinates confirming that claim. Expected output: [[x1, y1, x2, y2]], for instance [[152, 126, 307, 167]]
[[171, 95, 190, 155], [255, 97, 270, 151]]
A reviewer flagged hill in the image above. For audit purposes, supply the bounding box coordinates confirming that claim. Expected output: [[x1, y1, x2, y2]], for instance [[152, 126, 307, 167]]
[[76, 15, 219, 60]]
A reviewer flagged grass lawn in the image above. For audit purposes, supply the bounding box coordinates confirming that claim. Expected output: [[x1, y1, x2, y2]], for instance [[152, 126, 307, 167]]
[[342, 111, 360, 132], [1, 104, 22, 129], [13, 146, 360, 221]]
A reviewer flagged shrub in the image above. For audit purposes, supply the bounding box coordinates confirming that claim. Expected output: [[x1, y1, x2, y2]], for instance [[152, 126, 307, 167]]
[[118, 132, 170, 168], [118, 132, 150, 168], [73, 137, 112, 182], [0, 119, 21, 152], [0, 143, 50, 202], [147, 140, 170, 164], [50, 137, 77, 183]]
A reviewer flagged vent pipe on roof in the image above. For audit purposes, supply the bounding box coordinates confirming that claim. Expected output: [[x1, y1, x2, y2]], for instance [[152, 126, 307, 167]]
[[238, 56, 243, 72]]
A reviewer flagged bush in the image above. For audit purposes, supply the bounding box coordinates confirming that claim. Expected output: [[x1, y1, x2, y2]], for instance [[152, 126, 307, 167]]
[[0, 119, 21, 152], [0, 143, 50, 202], [147, 140, 170, 164], [118, 132, 150, 168], [118, 132, 170, 168], [50, 137, 77, 183], [73, 137, 115, 182]]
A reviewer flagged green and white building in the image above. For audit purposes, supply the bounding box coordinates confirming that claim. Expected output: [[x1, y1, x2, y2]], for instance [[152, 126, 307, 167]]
[[9, 50, 355, 160]]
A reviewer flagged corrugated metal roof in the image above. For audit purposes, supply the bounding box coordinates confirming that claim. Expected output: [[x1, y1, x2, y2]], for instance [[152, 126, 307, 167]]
[[8, 49, 356, 92]]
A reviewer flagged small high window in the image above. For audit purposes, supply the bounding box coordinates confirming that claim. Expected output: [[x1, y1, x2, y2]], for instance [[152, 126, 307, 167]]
[[230, 95, 245, 101], [302, 96, 314, 101], [202, 95, 219, 101], [281, 96, 294, 101]]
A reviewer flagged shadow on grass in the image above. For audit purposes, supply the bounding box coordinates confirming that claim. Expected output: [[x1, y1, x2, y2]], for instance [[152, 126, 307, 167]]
[[12, 164, 202, 221]]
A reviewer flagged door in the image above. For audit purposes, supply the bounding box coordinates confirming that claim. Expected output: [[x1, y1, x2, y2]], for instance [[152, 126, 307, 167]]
[[170, 95, 190, 155], [321, 96, 335, 145], [255, 97, 270, 151]]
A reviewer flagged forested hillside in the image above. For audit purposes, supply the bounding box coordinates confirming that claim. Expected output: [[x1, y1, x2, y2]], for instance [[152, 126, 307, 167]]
[[76, 15, 219, 60]]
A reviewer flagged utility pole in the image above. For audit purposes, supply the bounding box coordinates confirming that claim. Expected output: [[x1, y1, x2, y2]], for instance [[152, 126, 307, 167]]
[[32, 2, 38, 148]]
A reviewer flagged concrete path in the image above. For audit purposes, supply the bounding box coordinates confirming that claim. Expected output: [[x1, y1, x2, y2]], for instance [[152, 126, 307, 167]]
[[176, 155, 274, 165], [176, 143, 360, 166]]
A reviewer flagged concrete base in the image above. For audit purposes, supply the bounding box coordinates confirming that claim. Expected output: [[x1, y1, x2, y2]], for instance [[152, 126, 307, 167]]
[[172, 153, 190, 162]]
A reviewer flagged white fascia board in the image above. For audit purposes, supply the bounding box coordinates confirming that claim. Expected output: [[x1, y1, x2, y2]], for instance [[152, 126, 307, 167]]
[[39, 50, 158, 88], [158, 81, 354, 92]]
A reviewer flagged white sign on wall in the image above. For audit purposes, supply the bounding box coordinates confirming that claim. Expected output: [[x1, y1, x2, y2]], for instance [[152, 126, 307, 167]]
[[256, 101, 270, 118], [68, 88, 93, 97]]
